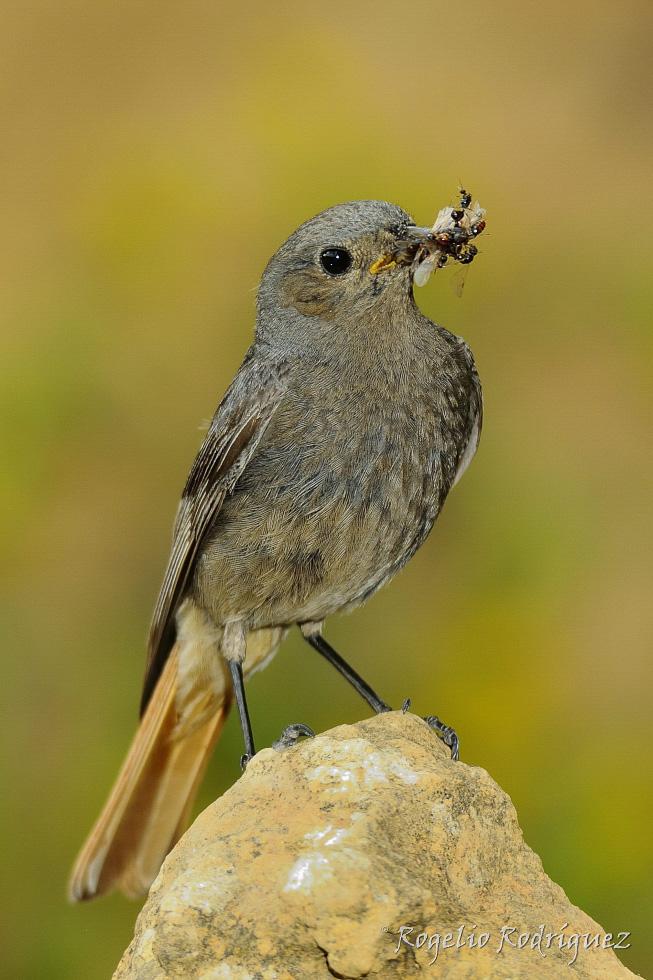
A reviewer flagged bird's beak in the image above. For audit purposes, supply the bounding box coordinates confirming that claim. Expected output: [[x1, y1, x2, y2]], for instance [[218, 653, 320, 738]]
[[402, 225, 436, 242], [396, 226, 442, 258], [369, 226, 436, 276]]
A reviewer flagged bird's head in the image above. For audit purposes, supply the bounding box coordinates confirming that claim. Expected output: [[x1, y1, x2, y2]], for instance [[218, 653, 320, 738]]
[[256, 201, 442, 340]]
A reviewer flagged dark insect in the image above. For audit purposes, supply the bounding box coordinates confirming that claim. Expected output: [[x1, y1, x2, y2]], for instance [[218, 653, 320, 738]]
[[458, 187, 472, 210], [411, 187, 486, 291]]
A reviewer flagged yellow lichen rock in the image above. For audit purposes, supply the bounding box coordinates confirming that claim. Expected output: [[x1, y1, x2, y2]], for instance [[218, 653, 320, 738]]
[[115, 712, 638, 979]]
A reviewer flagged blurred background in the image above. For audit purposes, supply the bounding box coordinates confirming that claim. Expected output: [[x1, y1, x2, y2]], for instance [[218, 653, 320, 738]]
[[2, 1, 652, 976]]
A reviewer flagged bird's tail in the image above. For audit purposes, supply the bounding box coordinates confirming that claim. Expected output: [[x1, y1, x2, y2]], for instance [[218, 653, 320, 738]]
[[68, 622, 286, 901], [68, 643, 229, 901]]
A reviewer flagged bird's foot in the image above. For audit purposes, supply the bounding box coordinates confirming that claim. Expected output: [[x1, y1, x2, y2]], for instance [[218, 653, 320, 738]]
[[239, 752, 254, 771], [424, 715, 460, 761], [376, 698, 410, 714], [272, 722, 315, 751]]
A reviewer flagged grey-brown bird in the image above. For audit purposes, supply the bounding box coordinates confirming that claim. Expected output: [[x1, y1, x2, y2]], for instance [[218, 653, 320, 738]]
[[69, 199, 482, 902]]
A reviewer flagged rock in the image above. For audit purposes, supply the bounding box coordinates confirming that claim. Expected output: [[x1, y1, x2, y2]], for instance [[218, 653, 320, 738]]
[[114, 712, 638, 979]]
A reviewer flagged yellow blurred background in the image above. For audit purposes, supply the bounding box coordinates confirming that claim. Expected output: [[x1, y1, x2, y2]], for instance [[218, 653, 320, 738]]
[[2, 1, 652, 976]]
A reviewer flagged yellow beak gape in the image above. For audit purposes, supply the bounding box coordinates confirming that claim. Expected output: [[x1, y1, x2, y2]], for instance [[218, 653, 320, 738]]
[[369, 254, 397, 275]]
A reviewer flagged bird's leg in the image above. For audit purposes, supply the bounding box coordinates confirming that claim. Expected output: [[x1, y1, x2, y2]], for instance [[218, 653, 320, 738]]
[[276, 626, 386, 754], [228, 659, 256, 769], [223, 622, 256, 769], [301, 625, 459, 759], [225, 624, 315, 758], [301, 626, 391, 714]]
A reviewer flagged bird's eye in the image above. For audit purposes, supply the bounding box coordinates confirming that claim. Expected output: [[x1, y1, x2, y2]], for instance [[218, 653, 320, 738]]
[[319, 247, 352, 276]]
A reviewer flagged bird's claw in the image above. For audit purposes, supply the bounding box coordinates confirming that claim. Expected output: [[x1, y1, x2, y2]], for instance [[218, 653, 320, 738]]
[[240, 752, 253, 771], [272, 722, 315, 751], [424, 715, 460, 761], [401, 698, 412, 714]]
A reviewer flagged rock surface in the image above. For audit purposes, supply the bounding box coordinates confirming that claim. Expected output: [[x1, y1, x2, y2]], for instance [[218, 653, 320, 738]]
[[115, 712, 638, 979]]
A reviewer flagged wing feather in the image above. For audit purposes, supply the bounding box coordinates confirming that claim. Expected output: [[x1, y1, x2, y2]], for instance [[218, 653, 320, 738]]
[[140, 357, 288, 714]]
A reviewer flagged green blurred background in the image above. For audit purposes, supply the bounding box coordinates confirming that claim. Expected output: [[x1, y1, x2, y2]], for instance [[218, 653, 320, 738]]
[[2, 1, 652, 976]]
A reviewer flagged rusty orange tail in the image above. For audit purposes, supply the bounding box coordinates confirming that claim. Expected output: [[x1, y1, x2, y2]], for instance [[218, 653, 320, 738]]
[[68, 646, 230, 901]]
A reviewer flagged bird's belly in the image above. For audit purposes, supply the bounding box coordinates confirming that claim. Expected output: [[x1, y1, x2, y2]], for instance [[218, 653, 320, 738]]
[[194, 433, 445, 628]]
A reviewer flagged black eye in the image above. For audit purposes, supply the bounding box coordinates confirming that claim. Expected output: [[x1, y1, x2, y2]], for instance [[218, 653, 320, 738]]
[[319, 247, 352, 276]]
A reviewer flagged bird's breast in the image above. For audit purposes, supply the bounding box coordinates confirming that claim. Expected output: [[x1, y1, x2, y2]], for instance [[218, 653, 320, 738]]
[[194, 368, 466, 627]]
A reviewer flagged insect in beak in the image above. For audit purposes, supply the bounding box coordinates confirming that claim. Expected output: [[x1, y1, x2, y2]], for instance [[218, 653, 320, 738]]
[[369, 188, 487, 292], [402, 189, 487, 288]]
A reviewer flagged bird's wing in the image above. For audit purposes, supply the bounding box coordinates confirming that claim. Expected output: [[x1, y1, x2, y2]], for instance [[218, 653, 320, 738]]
[[140, 355, 289, 714]]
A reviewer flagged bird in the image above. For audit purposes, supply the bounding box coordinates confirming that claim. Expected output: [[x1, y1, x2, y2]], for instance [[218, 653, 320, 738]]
[[69, 199, 483, 902]]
